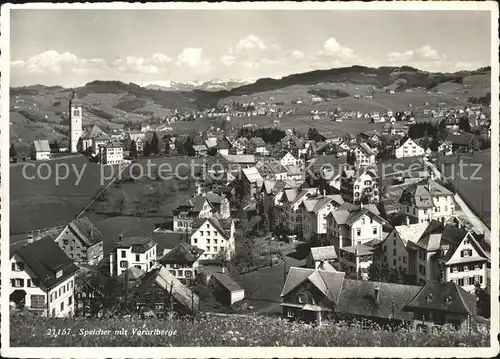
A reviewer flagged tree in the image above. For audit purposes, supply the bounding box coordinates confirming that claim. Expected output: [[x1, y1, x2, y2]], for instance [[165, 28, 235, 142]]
[[130, 140, 138, 159], [151, 132, 160, 155], [9, 143, 17, 159], [143, 140, 151, 157], [368, 261, 390, 282], [475, 284, 491, 318], [458, 117, 471, 133]]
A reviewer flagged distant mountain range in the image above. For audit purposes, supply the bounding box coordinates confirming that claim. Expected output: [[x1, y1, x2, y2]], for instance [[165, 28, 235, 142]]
[[137, 78, 257, 92]]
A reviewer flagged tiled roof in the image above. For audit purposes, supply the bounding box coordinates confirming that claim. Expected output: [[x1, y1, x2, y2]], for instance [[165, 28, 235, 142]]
[[403, 281, 476, 315], [447, 134, 474, 146], [159, 241, 204, 265], [310, 246, 337, 261], [399, 178, 453, 208], [152, 230, 185, 254], [67, 217, 103, 246], [114, 236, 156, 253], [280, 267, 345, 303], [336, 279, 421, 321], [11, 237, 79, 290], [211, 272, 243, 292], [81, 125, 109, 140], [242, 167, 264, 183], [358, 142, 376, 155]]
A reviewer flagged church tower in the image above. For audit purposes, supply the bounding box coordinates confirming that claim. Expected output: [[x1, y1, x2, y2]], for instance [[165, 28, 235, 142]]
[[69, 90, 83, 153]]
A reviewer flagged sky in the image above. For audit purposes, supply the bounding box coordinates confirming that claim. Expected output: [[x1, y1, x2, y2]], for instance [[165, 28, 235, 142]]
[[9, 9, 492, 87]]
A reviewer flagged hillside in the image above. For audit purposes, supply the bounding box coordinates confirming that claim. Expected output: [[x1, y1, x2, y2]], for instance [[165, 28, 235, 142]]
[[10, 311, 489, 347], [8, 65, 491, 146]]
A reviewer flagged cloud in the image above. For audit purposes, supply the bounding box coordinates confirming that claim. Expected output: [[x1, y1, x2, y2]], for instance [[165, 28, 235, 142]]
[[234, 34, 268, 53], [386, 45, 448, 65], [112, 56, 160, 74], [175, 48, 211, 71], [317, 37, 359, 62], [10, 50, 107, 75]]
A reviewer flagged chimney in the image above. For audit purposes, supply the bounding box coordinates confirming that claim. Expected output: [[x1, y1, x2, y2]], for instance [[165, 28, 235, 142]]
[[323, 189, 326, 196], [118, 234, 123, 242], [374, 286, 380, 303], [360, 202, 363, 209], [406, 216, 410, 226]]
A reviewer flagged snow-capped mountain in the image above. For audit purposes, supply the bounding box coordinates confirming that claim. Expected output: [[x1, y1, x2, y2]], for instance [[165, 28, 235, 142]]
[[137, 78, 256, 92]]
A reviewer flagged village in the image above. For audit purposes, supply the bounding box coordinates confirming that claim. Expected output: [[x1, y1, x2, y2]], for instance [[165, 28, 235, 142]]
[[6, 86, 493, 335]]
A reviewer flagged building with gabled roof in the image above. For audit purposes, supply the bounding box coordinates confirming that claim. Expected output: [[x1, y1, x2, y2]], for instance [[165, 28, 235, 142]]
[[31, 139, 51, 160], [307, 246, 338, 269], [158, 241, 204, 285], [9, 237, 80, 317], [208, 272, 245, 305], [340, 168, 379, 204], [300, 193, 345, 243], [79, 125, 110, 152], [53, 217, 104, 265], [402, 281, 476, 330], [399, 178, 455, 224], [280, 267, 346, 324], [109, 236, 157, 277], [354, 142, 376, 168], [130, 266, 199, 316], [189, 217, 236, 261], [242, 166, 264, 198], [99, 141, 123, 165]]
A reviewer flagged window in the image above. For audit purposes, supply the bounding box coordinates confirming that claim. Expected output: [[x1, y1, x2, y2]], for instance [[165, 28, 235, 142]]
[[178, 270, 184, 277], [30, 295, 45, 309], [121, 250, 126, 258], [393, 249, 396, 256], [356, 229, 361, 237], [444, 206, 448, 212], [474, 263, 482, 270], [60, 301, 64, 312], [214, 231, 218, 237], [206, 224, 209, 228], [207, 238, 211, 244], [393, 238, 396, 246], [27, 279, 32, 287], [452, 266, 458, 273], [70, 280, 73, 289], [419, 264, 426, 275], [423, 209, 427, 215], [413, 208, 416, 215], [207, 246, 211, 252], [373, 227, 378, 235], [393, 259, 396, 266], [193, 238, 198, 244], [361, 218, 365, 225], [11, 262, 25, 271], [68, 296, 73, 305], [120, 261, 128, 268], [11, 279, 24, 287], [474, 275, 483, 284], [59, 288, 62, 296], [461, 249, 472, 258], [286, 307, 295, 318], [214, 246, 218, 252], [135, 254, 140, 262], [403, 256, 407, 263], [463, 265, 469, 272], [463, 277, 469, 286], [200, 231, 204, 236], [383, 245, 387, 253], [458, 278, 464, 286], [52, 308, 56, 317], [297, 294, 306, 303]]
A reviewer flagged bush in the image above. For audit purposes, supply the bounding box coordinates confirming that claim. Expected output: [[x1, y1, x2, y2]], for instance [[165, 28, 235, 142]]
[[10, 312, 489, 347]]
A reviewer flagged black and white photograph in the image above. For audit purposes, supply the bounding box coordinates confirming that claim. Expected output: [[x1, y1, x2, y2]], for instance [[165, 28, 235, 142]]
[[1, 2, 498, 357]]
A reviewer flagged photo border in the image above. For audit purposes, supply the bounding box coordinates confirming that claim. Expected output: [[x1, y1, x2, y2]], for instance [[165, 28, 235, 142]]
[[1, 1, 498, 358]]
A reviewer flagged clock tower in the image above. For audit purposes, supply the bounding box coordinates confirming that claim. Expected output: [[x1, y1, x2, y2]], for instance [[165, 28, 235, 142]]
[[69, 90, 83, 153]]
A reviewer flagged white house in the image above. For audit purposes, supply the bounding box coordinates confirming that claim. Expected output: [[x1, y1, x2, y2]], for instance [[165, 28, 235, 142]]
[[300, 193, 344, 243], [281, 188, 318, 233], [158, 241, 204, 285], [306, 246, 338, 270], [9, 237, 79, 317], [109, 236, 158, 276], [437, 142, 453, 156], [99, 141, 124, 165], [399, 178, 455, 224], [395, 138, 425, 159], [280, 152, 298, 167], [189, 217, 236, 260], [340, 168, 379, 204], [31, 140, 51, 161], [354, 143, 376, 167]]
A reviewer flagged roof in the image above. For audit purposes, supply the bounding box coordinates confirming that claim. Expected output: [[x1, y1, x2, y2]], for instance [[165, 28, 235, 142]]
[[280, 267, 345, 304], [133, 267, 199, 313], [399, 178, 453, 208], [242, 167, 264, 183], [66, 217, 103, 246], [344, 207, 384, 226], [11, 237, 80, 290], [331, 202, 360, 225], [220, 153, 256, 164], [211, 272, 243, 292], [336, 280, 422, 321], [414, 220, 446, 251], [192, 217, 231, 240], [32, 139, 51, 153], [159, 241, 204, 265], [114, 236, 156, 253], [358, 142, 376, 156], [81, 125, 109, 140], [204, 138, 218, 148], [102, 141, 122, 149], [393, 222, 432, 247], [249, 137, 266, 147], [339, 245, 376, 256], [447, 134, 474, 146], [290, 188, 318, 207], [70, 90, 83, 105], [310, 246, 338, 261], [403, 281, 476, 315], [117, 266, 145, 281], [193, 144, 208, 151], [152, 230, 185, 254]]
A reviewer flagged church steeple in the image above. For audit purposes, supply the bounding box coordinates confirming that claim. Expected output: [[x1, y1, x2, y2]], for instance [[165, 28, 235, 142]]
[[69, 88, 83, 153]]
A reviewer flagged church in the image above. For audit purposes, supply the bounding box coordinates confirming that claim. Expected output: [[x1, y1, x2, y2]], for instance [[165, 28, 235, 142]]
[[69, 90, 83, 153]]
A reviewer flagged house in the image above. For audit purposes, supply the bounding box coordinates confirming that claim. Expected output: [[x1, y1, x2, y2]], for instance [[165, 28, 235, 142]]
[[354, 143, 376, 167], [130, 266, 199, 316], [219, 153, 256, 169], [256, 160, 289, 181], [390, 123, 409, 137], [109, 236, 157, 277], [306, 246, 338, 269], [437, 142, 453, 156], [335, 280, 421, 326], [193, 144, 208, 157], [340, 168, 379, 204], [9, 237, 79, 317], [208, 272, 245, 305], [402, 281, 477, 330], [280, 151, 299, 167], [282, 188, 319, 234], [158, 241, 204, 285], [242, 167, 264, 198], [447, 134, 476, 152], [319, 131, 343, 145], [99, 141, 123, 165], [172, 196, 214, 232], [327, 203, 385, 249], [248, 137, 269, 156], [301, 193, 345, 243], [79, 125, 110, 152], [53, 217, 104, 266], [128, 131, 147, 151], [399, 178, 455, 224], [280, 267, 345, 324], [338, 244, 379, 278], [189, 217, 236, 260], [31, 140, 51, 160], [395, 138, 425, 159]]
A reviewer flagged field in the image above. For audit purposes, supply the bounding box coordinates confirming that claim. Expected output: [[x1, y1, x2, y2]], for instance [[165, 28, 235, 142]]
[[440, 150, 492, 228], [10, 311, 490, 347], [9, 156, 118, 234]]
